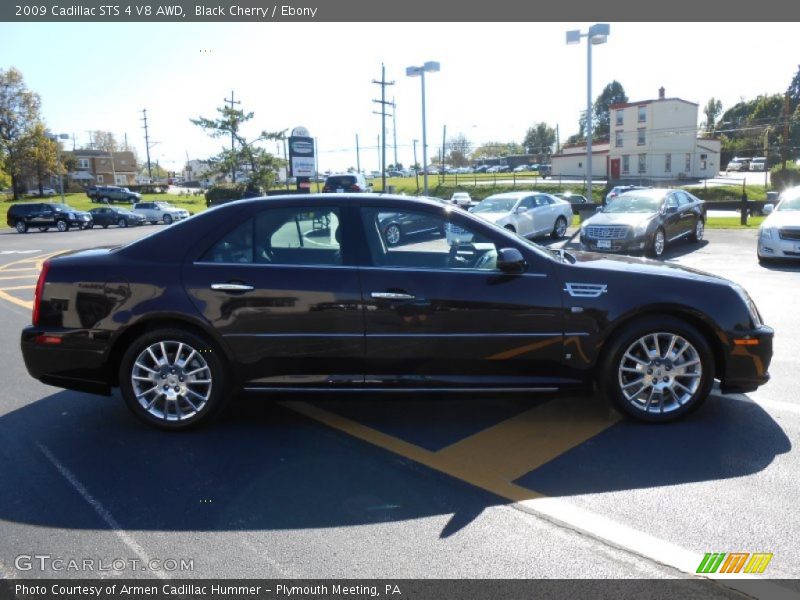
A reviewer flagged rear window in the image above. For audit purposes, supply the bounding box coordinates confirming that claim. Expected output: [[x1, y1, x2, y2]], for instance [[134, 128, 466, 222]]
[[326, 176, 357, 188]]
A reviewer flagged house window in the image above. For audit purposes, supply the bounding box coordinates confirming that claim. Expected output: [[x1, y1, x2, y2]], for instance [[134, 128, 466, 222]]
[[637, 129, 646, 146], [97, 174, 104, 183], [77, 158, 90, 169], [622, 155, 630, 174], [700, 154, 708, 170], [120, 159, 128, 166], [665, 153, 672, 173], [638, 106, 646, 123], [685, 153, 691, 172], [616, 110, 624, 126], [638, 154, 647, 174], [615, 131, 623, 148], [578, 162, 583, 169]]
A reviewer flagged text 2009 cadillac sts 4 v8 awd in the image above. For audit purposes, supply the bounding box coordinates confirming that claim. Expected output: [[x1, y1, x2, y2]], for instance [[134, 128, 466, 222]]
[[21, 195, 773, 430]]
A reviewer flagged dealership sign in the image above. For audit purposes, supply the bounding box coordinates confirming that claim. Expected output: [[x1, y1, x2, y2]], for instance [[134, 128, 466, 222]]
[[288, 126, 315, 177]]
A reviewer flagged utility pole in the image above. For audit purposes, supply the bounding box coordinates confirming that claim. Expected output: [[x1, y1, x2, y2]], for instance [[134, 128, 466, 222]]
[[556, 124, 560, 154], [356, 134, 361, 173], [140, 109, 153, 180], [224, 90, 241, 183], [392, 97, 398, 168], [782, 92, 790, 170], [413, 139, 419, 192], [372, 63, 395, 191], [441, 124, 447, 181], [376, 134, 380, 176]]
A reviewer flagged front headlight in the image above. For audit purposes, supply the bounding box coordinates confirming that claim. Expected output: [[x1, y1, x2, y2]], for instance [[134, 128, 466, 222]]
[[759, 227, 774, 239], [633, 219, 652, 236], [731, 283, 762, 327]]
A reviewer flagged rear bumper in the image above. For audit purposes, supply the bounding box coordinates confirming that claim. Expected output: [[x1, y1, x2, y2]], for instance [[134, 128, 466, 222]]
[[720, 325, 774, 394], [21, 327, 112, 396]]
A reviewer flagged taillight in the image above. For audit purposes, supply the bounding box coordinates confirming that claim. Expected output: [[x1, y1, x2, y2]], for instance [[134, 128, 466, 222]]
[[32, 259, 51, 326], [351, 184, 361, 192]]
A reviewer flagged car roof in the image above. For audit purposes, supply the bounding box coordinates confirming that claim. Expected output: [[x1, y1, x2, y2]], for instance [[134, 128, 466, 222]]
[[481, 191, 539, 200]]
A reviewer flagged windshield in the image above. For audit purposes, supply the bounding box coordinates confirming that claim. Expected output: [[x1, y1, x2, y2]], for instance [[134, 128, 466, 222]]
[[778, 195, 800, 211], [473, 198, 516, 213], [54, 204, 77, 212], [603, 194, 661, 213]]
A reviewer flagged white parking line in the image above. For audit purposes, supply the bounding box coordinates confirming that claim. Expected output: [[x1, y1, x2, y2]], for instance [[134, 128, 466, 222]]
[[36, 442, 167, 580]]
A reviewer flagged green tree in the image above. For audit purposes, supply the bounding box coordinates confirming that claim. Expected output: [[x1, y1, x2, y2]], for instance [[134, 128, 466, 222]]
[[788, 64, 800, 111], [20, 122, 59, 194], [522, 122, 556, 154], [192, 100, 285, 191], [471, 141, 524, 159], [702, 98, 723, 133], [0, 67, 42, 199], [592, 81, 628, 140]]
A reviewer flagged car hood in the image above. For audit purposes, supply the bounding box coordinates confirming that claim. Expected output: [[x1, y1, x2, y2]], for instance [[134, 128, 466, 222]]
[[763, 211, 800, 228], [583, 211, 657, 227], [566, 250, 729, 285]]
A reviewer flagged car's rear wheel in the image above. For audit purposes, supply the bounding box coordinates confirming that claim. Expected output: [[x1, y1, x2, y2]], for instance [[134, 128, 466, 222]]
[[119, 329, 229, 430], [551, 216, 568, 239], [648, 228, 666, 258], [118, 218, 127, 228], [56, 220, 69, 232], [599, 316, 714, 423], [384, 223, 402, 246], [164, 214, 173, 225], [101, 196, 110, 204], [690, 218, 704, 242], [15, 220, 28, 233]]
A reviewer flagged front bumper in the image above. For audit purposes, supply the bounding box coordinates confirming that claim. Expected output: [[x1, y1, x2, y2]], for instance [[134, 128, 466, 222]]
[[720, 325, 774, 394], [580, 233, 648, 254], [758, 236, 800, 259]]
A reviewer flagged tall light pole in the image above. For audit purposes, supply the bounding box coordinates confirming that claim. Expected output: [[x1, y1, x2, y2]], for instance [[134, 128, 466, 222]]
[[566, 24, 609, 203], [406, 61, 440, 196], [47, 132, 70, 204]]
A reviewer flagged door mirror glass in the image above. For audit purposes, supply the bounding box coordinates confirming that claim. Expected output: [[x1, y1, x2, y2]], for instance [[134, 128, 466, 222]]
[[496, 247, 526, 274], [763, 203, 774, 215]]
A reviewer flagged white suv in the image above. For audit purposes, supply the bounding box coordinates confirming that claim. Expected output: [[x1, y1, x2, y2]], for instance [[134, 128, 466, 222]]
[[132, 201, 190, 225]]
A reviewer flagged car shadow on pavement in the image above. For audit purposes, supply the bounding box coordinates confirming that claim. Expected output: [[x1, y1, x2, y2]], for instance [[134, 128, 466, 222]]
[[0, 388, 790, 534]]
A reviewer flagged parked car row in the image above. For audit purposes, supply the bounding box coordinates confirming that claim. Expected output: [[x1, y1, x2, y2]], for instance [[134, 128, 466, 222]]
[[727, 156, 767, 172], [6, 201, 191, 233]]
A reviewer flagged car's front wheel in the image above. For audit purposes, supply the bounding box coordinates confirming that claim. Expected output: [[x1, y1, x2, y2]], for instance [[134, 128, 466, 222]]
[[599, 316, 714, 423], [119, 328, 229, 430], [551, 216, 568, 239], [118, 218, 127, 228], [101, 196, 110, 204], [648, 227, 666, 258], [163, 214, 173, 225], [56, 220, 69, 232]]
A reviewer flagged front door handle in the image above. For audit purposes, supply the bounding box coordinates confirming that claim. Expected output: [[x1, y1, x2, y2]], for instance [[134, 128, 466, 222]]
[[370, 291, 415, 300], [211, 283, 254, 292]]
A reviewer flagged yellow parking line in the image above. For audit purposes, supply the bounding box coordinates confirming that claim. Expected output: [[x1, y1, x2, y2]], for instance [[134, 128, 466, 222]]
[[0, 250, 66, 273], [433, 395, 620, 485], [0, 285, 35, 291], [0, 289, 32, 310]]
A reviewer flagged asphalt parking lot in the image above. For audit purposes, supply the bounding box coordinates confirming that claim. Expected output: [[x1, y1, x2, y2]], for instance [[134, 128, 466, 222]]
[[0, 223, 799, 589]]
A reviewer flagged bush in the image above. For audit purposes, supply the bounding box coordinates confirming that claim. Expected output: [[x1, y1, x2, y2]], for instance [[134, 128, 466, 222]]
[[770, 164, 800, 191], [204, 184, 247, 207]]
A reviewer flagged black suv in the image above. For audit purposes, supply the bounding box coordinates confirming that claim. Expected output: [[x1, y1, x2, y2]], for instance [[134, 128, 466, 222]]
[[86, 185, 141, 204], [6, 202, 93, 233]]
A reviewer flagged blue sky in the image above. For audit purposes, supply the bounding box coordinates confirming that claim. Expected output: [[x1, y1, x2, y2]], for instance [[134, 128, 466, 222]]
[[1, 22, 797, 172]]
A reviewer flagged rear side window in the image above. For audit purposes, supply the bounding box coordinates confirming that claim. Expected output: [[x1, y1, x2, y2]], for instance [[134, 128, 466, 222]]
[[326, 176, 356, 188]]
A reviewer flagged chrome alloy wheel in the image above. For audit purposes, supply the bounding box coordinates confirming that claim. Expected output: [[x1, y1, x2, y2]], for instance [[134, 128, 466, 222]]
[[554, 216, 567, 237], [695, 219, 704, 241], [130, 340, 212, 422], [385, 224, 401, 246], [617, 332, 702, 414], [653, 229, 665, 256]]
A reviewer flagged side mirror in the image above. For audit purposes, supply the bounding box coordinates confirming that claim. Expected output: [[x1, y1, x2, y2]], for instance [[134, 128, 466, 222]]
[[763, 203, 774, 215], [665, 205, 678, 214], [514, 206, 524, 214], [496, 247, 526, 274], [595, 205, 603, 212]]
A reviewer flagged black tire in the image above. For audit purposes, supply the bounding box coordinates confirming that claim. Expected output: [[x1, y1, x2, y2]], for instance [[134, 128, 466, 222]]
[[102, 224, 109, 229], [647, 227, 666, 259], [689, 218, 704, 243], [504, 224, 516, 233], [100, 196, 110, 204], [163, 214, 173, 225], [598, 316, 715, 423], [37, 226, 49, 232], [551, 216, 568, 239], [118, 218, 127, 228], [118, 328, 230, 430], [15, 220, 28, 234], [56, 220, 69, 232]]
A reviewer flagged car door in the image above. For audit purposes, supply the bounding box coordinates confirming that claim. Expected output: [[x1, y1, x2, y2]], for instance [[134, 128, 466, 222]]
[[674, 191, 699, 237], [357, 204, 565, 388], [31, 204, 51, 227], [182, 202, 365, 388], [513, 196, 536, 236], [534, 194, 559, 235], [662, 193, 683, 240]]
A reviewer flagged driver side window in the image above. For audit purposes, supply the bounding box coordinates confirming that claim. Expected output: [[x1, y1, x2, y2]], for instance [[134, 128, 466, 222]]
[[361, 208, 499, 271]]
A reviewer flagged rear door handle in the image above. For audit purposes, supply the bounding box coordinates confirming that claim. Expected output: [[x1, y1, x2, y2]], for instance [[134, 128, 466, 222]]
[[211, 283, 254, 292], [371, 292, 415, 300]]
